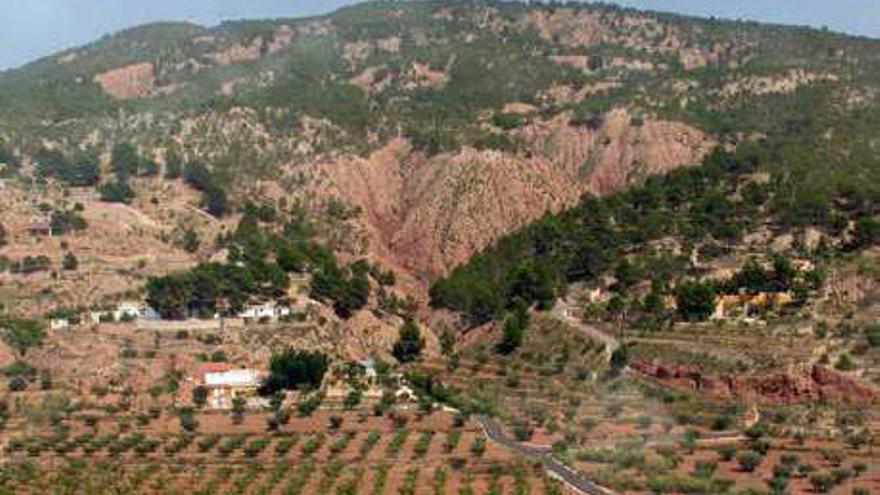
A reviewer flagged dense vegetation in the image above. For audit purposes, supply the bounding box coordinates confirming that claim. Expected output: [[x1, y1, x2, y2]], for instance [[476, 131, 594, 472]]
[[430, 136, 878, 325], [260, 349, 330, 395]]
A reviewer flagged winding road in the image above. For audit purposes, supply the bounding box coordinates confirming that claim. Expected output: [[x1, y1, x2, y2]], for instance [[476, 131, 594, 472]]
[[477, 416, 616, 495]]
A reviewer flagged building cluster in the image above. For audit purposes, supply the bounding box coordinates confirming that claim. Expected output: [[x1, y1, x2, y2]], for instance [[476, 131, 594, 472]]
[[182, 357, 419, 412], [49, 299, 305, 331]]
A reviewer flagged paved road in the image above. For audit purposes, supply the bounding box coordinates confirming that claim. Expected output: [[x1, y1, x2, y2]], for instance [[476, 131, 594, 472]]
[[478, 416, 615, 495], [551, 299, 620, 360]]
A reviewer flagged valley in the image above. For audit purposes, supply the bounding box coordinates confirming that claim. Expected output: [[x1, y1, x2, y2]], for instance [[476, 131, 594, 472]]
[[0, 1, 878, 494]]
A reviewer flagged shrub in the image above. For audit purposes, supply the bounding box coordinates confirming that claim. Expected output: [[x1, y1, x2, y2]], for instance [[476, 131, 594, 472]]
[[300, 434, 323, 456], [852, 462, 868, 478], [820, 448, 845, 467], [192, 385, 208, 408], [99, 181, 135, 204], [693, 460, 717, 479], [343, 389, 362, 409], [359, 430, 381, 457], [296, 394, 322, 417], [413, 431, 433, 458], [178, 408, 198, 432], [62, 252, 78, 271], [392, 319, 424, 363], [831, 467, 853, 485], [809, 471, 835, 493], [835, 353, 857, 371], [8, 376, 27, 392], [328, 415, 343, 429], [491, 113, 523, 130], [470, 436, 486, 457], [244, 438, 268, 458], [275, 436, 296, 456], [197, 434, 219, 452], [387, 429, 408, 456], [737, 450, 763, 472]]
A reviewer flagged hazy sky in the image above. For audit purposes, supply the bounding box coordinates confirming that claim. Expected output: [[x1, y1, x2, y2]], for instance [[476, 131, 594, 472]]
[[0, 0, 878, 70]]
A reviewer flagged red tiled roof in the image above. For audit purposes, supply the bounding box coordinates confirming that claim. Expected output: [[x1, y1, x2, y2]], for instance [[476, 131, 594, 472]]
[[196, 362, 230, 377]]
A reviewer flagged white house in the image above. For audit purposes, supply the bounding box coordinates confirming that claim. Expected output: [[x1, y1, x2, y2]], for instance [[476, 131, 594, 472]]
[[90, 301, 160, 324], [50, 318, 71, 331], [204, 369, 261, 409], [237, 301, 291, 320], [116, 301, 160, 320]]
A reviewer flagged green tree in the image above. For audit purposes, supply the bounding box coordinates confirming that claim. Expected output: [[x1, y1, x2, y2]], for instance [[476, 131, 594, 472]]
[[343, 389, 362, 409], [202, 187, 228, 217], [392, 319, 424, 363], [66, 158, 101, 187], [835, 353, 857, 371], [192, 385, 208, 408], [231, 396, 246, 424], [614, 259, 641, 288], [610, 345, 628, 371], [737, 450, 763, 472], [643, 281, 666, 315], [62, 252, 78, 271], [164, 148, 183, 179], [772, 254, 796, 290], [496, 304, 529, 355], [181, 229, 200, 253], [145, 275, 193, 319], [260, 349, 330, 395], [139, 159, 159, 177], [851, 216, 880, 250], [439, 326, 455, 357], [111, 142, 140, 180], [675, 282, 716, 321], [808, 471, 835, 493], [99, 180, 135, 204], [0, 318, 44, 356]]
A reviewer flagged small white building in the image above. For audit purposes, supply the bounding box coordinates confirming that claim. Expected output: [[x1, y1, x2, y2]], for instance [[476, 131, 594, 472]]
[[204, 369, 261, 410], [395, 385, 418, 403], [237, 301, 291, 320], [50, 318, 71, 331], [90, 301, 161, 324], [357, 358, 379, 382], [116, 301, 160, 320]]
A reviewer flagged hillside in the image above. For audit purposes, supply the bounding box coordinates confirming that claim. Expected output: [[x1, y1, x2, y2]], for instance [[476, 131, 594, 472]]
[[1, 0, 877, 288], [1, 2, 880, 494]]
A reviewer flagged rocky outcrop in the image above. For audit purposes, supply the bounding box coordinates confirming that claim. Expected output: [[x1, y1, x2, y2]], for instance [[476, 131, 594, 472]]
[[94, 62, 155, 100], [208, 38, 264, 66], [632, 358, 880, 405], [296, 110, 712, 282]]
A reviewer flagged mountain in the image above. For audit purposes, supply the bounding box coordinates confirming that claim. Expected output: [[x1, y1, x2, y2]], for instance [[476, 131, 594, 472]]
[[2, 0, 877, 293], [2, 3, 880, 494]]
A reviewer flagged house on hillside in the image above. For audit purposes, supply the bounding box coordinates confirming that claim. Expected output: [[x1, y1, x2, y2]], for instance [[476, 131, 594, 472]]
[[203, 368, 262, 410], [116, 301, 160, 320], [89, 301, 160, 324], [237, 301, 291, 321], [50, 318, 71, 331], [713, 291, 795, 320]]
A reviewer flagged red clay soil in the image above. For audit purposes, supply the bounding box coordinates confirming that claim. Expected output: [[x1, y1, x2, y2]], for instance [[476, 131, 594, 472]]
[[631, 358, 880, 405]]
